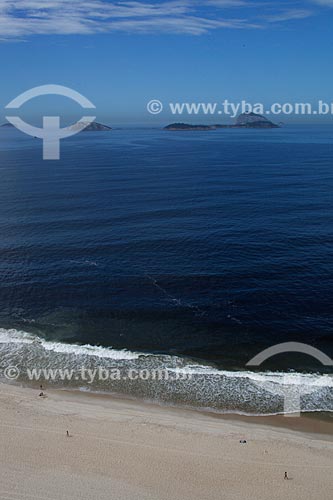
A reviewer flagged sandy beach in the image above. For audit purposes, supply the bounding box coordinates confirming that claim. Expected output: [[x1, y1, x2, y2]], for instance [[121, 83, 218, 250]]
[[0, 383, 332, 500]]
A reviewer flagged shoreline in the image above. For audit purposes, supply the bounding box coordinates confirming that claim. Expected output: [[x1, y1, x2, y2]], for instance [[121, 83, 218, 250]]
[[1, 381, 332, 500], [4, 378, 333, 437], [1, 326, 332, 416], [57, 386, 333, 438]]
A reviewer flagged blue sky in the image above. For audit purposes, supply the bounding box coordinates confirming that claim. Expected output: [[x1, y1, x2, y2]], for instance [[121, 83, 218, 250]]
[[0, 0, 333, 125]]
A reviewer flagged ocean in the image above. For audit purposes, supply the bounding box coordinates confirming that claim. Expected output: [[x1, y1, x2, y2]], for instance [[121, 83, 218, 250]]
[[0, 124, 332, 415]]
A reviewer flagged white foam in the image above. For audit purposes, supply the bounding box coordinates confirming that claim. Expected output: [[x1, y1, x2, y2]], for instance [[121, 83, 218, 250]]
[[0, 328, 35, 344], [0, 328, 332, 387], [0, 328, 142, 360], [169, 364, 333, 388]]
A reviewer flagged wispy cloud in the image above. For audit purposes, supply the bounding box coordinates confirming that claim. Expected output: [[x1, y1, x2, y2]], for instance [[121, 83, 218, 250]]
[[0, 0, 326, 39], [204, 0, 249, 5], [310, 0, 333, 6], [264, 9, 313, 23]]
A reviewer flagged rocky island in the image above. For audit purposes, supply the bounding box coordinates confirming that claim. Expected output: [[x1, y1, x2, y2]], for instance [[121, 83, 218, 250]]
[[1, 121, 112, 132], [216, 112, 279, 129], [69, 121, 112, 132], [165, 113, 279, 131]]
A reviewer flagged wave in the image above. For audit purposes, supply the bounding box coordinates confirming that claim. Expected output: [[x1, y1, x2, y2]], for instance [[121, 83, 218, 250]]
[[0, 328, 143, 360], [1, 328, 332, 384], [172, 364, 333, 388], [0, 327, 332, 415]]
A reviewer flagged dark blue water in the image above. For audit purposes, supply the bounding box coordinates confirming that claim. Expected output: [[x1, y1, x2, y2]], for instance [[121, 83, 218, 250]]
[[0, 125, 332, 413]]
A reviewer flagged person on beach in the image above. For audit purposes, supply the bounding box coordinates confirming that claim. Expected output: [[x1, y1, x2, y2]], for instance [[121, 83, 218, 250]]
[[284, 472, 289, 480], [66, 430, 70, 437]]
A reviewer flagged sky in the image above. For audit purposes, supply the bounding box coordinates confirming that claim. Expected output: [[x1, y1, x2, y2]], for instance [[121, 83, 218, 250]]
[[0, 0, 333, 125]]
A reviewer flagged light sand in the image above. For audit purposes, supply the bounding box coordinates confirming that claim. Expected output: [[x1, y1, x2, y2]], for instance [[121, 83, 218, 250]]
[[0, 382, 332, 500]]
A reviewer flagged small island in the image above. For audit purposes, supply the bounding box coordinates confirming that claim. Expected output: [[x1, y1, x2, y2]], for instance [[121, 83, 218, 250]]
[[69, 121, 112, 132], [215, 112, 279, 129], [0, 121, 112, 132], [164, 123, 216, 131], [165, 113, 279, 131]]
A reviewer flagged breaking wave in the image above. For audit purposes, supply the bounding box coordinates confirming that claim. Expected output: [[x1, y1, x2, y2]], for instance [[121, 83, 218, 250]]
[[0, 328, 332, 415]]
